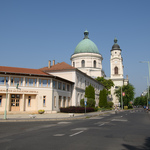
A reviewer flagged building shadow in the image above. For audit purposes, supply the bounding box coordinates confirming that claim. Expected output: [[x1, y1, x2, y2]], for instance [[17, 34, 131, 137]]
[[122, 137, 150, 150]]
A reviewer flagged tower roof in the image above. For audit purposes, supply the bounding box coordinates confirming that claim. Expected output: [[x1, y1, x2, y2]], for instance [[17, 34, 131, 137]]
[[111, 38, 121, 51], [74, 30, 99, 54]]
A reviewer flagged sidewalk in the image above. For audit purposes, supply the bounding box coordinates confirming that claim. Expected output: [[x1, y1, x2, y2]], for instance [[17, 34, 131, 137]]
[[0, 110, 115, 122]]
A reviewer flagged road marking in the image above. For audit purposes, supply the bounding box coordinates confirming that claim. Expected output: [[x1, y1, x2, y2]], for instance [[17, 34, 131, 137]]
[[70, 131, 84, 137], [111, 119, 127, 122], [57, 122, 71, 124], [72, 128, 88, 131], [89, 117, 104, 119], [53, 134, 65, 136], [99, 123, 105, 126]]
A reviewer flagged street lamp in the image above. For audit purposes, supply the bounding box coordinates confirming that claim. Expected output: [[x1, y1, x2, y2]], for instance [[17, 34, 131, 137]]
[[144, 77, 149, 107], [140, 61, 150, 108], [121, 86, 123, 110], [4, 83, 9, 120]]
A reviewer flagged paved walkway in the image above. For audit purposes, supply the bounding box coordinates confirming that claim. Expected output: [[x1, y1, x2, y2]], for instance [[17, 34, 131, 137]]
[[0, 110, 116, 122]]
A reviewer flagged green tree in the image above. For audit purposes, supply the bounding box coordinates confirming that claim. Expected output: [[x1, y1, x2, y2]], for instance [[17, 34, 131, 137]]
[[134, 96, 147, 106], [99, 89, 107, 107], [85, 85, 95, 99], [114, 84, 135, 106], [96, 77, 114, 95], [87, 98, 96, 108]]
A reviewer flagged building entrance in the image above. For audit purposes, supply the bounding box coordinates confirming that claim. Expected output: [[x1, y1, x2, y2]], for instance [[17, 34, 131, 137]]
[[11, 94, 20, 111]]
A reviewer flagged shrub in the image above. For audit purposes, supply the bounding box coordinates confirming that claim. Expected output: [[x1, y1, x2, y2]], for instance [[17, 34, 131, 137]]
[[38, 110, 45, 114], [80, 99, 84, 107], [128, 103, 133, 109], [124, 106, 128, 109], [60, 106, 94, 113], [107, 101, 114, 108]]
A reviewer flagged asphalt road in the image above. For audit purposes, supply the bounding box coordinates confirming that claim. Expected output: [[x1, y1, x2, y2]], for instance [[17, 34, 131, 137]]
[[0, 108, 150, 150]]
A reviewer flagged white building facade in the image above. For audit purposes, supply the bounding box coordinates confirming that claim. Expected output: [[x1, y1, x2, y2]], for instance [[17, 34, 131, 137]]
[[70, 30, 104, 78], [110, 38, 129, 105]]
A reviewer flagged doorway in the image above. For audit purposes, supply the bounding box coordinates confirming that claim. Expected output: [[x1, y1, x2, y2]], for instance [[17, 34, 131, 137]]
[[11, 94, 20, 111]]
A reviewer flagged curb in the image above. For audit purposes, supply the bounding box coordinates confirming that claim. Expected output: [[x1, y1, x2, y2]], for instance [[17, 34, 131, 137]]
[[0, 110, 115, 122]]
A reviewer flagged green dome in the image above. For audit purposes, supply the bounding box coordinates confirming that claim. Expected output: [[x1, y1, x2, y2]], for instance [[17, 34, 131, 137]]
[[74, 31, 99, 54]]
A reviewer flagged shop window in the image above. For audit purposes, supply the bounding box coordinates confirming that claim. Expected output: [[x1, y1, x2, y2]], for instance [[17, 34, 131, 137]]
[[43, 96, 46, 107]]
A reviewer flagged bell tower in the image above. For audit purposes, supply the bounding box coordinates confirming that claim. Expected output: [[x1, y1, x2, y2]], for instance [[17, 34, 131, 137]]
[[110, 38, 123, 79], [110, 38, 124, 106]]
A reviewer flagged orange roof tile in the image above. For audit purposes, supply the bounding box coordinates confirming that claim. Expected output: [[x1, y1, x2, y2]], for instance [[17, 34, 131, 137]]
[[0, 66, 49, 76], [40, 62, 75, 72]]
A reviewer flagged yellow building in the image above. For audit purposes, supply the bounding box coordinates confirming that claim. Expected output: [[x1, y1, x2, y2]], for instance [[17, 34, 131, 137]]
[[0, 66, 73, 114]]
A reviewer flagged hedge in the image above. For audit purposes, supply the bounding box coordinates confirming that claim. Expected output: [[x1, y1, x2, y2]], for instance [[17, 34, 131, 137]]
[[60, 106, 94, 113]]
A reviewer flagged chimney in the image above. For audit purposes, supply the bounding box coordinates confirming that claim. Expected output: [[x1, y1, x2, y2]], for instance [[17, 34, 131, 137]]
[[48, 60, 51, 68], [53, 60, 55, 66]]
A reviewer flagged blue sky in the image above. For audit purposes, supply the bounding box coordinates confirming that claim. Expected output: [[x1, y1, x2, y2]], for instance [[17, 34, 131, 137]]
[[0, 0, 150, 97]]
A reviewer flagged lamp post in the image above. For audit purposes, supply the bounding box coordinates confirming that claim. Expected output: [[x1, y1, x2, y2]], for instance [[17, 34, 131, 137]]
[[140, 61, 150, 108], [144, 77, 149, 107], [4, 83, 9, 120], [121, 86, 123, 110]]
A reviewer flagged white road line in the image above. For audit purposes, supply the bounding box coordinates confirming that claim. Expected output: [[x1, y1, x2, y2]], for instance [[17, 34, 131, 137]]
[[99, 123, 105, 126], [70, 131, 84, 137], [111, 119, 127, 122], [53, 134, 65, 136], [72, 128, 88, 131], [57, 122, 71, 124]]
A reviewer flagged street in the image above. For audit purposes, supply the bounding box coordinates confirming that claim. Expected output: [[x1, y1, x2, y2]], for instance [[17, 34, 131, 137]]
[[0, 109, 150, 150]]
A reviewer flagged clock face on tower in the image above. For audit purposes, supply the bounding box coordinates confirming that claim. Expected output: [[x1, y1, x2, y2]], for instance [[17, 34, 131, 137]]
[[115, 61, 117, 64]]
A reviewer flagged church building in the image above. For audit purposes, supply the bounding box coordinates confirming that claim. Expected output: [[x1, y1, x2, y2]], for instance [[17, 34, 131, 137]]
[[0, 30, 128, 114]]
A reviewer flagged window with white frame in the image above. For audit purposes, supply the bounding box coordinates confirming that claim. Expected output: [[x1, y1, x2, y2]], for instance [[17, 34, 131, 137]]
[[43, 96, 46, 107], [58, 82, 62, 90], [54, 96, 56, 108], [0, 76, 8, 85], [39, 79, 50, 87], [68, 97, 70, 106], [53, 80, 57, 89], [28, 96, 31, 107], [25, 78, 37, 87], [63, 83, 66, 90], [11, 77, 23, 86], [63, 96, 66, 107], [0, 95, 2, 106], [59, 96, 62, 108], [67, 84, 70, 91]]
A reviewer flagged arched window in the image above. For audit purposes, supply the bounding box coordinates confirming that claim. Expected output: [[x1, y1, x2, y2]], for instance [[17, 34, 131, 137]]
[[73, 62, 75, 67], [93, 60, 96, 68], [81, 60, 85, 67], [114, 66, 118, 74]]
